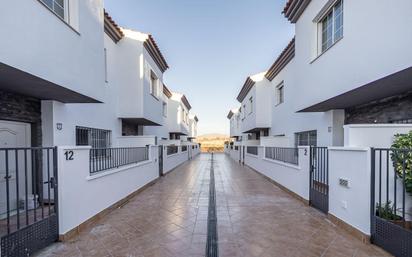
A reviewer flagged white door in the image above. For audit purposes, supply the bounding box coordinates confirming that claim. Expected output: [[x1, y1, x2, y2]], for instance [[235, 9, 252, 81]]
[[0, 120, 31, 218]]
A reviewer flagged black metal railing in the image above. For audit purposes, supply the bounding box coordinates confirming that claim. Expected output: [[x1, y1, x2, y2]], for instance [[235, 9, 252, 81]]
[[182, 146, 188, 152], [90, 147, 149, 174], [0, 147, 58, 241], [371, 148, 412, 257], [247, 146, 258, 155], [265, 147, 299, 165], [167, 145, 179, 155]]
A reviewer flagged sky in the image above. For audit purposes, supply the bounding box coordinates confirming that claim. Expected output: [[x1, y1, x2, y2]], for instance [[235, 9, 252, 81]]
[[104, 0, 294, 135]]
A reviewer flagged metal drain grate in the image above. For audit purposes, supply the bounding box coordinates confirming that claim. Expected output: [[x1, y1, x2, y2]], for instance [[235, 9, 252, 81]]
[[206, 153, 218, 257]]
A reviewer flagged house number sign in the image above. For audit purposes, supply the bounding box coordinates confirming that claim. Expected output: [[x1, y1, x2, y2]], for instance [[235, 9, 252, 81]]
[[64, 151, 74, 161]]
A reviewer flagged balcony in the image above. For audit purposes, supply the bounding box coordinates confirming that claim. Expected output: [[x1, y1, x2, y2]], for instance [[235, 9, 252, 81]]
[[0, 0, 105, 103]]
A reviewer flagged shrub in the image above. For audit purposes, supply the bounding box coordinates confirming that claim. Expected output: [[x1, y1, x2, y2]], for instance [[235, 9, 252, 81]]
[[376, 201, 402, 220], [391, 131, 412, 194]]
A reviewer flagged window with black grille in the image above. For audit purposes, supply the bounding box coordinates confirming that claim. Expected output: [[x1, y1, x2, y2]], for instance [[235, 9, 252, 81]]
[[76, 126, 112, 148], [295, 130, 317, 147]]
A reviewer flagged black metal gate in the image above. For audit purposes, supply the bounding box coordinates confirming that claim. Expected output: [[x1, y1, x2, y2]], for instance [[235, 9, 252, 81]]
[[158, 146, 164, 177], [309, 146, 329, 213], [0, 147, 58, 257], [371, 148, 412, 257]]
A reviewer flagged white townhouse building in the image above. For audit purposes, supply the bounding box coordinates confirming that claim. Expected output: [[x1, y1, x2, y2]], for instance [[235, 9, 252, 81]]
[[0, 2, 200, 255], [167, 92, 192, 140], [226, 2, 412, 256], [231, 0, 412, 148], [188, 114, 199, 140], [281, 0, 412, 147], [227, 108, 242, 142], [0, 0, 175, 149]]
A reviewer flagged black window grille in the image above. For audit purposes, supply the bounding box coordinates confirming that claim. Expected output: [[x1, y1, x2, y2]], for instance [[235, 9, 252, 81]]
[[167, 145, 179, 155], [295, 130, 317, 147], [247, 146, 258, 155], [76, 126, 112, 149]]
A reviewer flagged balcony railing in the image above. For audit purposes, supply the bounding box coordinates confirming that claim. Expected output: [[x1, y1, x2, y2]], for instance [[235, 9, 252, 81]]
[[247, 146, 258, 155], [265, 147, 299, 165], [90, 147, 149, 174], [167, 145, 179, 155]]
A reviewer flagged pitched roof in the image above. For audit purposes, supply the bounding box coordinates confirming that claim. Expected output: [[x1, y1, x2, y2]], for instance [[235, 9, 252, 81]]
[[163, 84, 172, 98], [265, 37, 295, 81], [144, 35, 169, 73], [181, 95, 192, 110], [283, 0, 311, 23], [227, 108, 239, 119], [236, 72, 267, 103], [104, 10, 124, 43]]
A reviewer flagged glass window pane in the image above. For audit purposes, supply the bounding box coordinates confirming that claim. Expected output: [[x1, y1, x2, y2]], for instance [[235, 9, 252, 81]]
[[41, 0, 53, 9], [55, 0, 64, 8]]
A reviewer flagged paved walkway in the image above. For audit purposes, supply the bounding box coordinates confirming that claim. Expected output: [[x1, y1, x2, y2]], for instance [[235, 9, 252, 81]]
[[37, 153, 392, 257]]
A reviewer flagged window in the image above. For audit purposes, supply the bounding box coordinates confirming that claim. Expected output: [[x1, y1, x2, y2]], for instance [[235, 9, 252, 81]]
[[149, 71, 158, 98], [162, 102, 167, 117], [295, 130, 317, 147], [249, 97, 253, 114], [320, 0, 343, 53], [40, 0, 65, 20], [104, 48, 108, 83], [242, 105, 246, 119], [76, 126, 112, 148], [276, 83, 284, 105]]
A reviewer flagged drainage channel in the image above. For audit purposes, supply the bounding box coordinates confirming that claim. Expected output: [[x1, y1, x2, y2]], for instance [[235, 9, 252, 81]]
[[205, 153, 218, 257]]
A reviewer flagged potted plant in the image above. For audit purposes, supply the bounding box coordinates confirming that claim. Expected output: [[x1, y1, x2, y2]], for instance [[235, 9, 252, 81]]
[[376, 201, 411, 229], [391, 131, 412, 195]]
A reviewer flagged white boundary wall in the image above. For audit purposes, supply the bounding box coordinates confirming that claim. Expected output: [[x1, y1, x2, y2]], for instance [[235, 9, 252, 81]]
[[244, 146, 310, 201], [328, 147, 371, 235], [57, 145, 159, 235], [163, 147, 189, 174]]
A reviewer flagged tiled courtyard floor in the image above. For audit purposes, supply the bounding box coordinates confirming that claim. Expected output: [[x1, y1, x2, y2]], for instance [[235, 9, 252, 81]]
[[37, 153, 392, 257]]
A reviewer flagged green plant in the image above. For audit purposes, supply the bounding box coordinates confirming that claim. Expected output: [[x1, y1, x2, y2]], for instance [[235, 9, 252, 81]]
[[391, 131, 412, 194], [376, 201, 402, 220]]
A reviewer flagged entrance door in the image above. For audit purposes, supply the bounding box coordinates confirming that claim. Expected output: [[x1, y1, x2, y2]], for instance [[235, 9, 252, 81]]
[[0, 120, 59, 257], [309, 146, 329, 213], [158, 146, 164, 176], [0, 121, 31, 218]]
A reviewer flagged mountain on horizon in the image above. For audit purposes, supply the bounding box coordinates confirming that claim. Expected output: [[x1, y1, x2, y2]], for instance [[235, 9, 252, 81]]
[[197, 133, 229, 138]]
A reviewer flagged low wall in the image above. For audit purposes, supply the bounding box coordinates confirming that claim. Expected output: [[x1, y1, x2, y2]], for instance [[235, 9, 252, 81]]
[[163, 147, 189, 173], [328, 147, 371, 236], [344, 124, 412, 148], [230, 148, 240, 162], [57, 146, 159, 236], [244, 146, 310, 201]]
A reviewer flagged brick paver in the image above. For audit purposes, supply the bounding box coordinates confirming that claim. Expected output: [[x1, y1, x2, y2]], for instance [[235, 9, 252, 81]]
[[37, 153, 392, 257]]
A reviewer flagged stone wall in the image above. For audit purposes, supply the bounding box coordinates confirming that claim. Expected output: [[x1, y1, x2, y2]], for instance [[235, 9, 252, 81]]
[[0, 90, 42, 146], [345, 91, 412, 124]]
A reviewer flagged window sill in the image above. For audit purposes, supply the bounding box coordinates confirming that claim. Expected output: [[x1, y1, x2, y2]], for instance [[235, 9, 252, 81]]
[[37, 0, 80, 36], [310, 37, 343, 64]]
